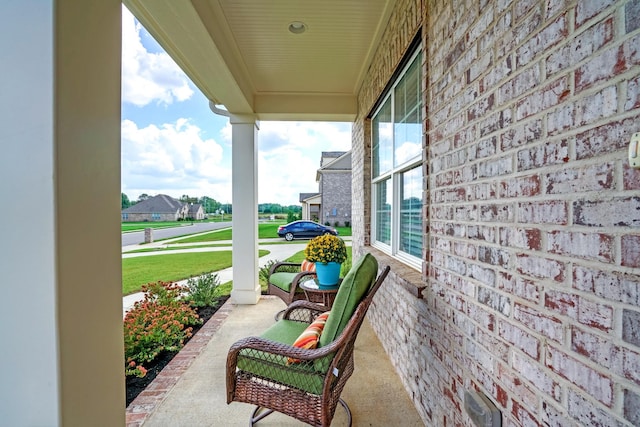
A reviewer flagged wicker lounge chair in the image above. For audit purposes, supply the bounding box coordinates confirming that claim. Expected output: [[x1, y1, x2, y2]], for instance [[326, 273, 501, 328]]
[[267, 260, 317, 318], [227, 254, 389, 426]]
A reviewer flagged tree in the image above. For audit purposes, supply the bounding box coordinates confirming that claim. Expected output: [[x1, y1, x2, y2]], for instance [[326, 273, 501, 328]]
[[179, 194, 198, 204], [137, 193, 150, 203], [286, 211, 298, 223], [221, 203, 232, 215], [121, 193, 131, 209], [199, 196, 220, 214]]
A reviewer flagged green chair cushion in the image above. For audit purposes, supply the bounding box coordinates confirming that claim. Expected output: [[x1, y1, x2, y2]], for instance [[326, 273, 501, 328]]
[[319, 253, 378, 348], [269, 272, 299, 292], [236, 319, 331, 394], [261, 319, 308, 343]]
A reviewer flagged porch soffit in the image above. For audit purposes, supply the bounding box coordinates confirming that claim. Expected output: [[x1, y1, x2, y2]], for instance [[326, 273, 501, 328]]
[[123, 0, 394, 121]]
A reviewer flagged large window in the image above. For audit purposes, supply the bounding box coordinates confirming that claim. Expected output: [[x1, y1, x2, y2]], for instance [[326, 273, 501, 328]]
[[371, 49, 423, 268]]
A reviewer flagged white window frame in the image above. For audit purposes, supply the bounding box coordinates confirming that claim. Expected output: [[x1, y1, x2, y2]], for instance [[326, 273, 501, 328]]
[[371, 48, 423, 270]]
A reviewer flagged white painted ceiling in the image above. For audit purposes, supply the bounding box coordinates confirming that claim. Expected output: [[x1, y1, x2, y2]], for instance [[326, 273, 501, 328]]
[[123, 0, 394, 121]]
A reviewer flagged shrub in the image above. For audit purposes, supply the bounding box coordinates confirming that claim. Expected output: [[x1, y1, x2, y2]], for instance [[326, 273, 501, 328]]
[[259, 260, 278, 288], [286, 211, 297, 223], [340, 256, 352, 277], [123, 281, 201, 376], [344, 221, 350, 227], [184, 272, 221, 307], [334, 221, 340, 227]]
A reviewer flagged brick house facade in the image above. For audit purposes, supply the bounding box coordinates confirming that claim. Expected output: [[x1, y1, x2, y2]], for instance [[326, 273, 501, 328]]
[[352, 1, 640, 426], [319, 151, 352, 227]]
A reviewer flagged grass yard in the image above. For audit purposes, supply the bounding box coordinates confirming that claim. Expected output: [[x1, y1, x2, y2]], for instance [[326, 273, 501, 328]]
[[173, 223, 352, 244], [125, 243, 231, 254], [122, 250, 268, 295], [122, 221, 186, 232]]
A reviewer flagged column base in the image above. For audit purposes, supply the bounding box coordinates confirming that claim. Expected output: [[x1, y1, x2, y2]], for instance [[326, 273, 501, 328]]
[[231, 285, 261, 305]]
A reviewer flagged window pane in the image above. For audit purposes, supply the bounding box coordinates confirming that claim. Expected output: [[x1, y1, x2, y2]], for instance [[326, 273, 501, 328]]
[[400, 166, 422, 258], [394, 54, 422, 166], [375, 179, 392, 245], [372, 98, 393, 177]]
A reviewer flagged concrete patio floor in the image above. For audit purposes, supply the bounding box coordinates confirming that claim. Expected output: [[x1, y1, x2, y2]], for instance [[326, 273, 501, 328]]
[[126, 295, 424, 426]]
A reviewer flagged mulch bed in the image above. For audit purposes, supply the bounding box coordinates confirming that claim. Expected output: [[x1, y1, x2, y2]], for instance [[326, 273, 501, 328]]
[[125, 296, 229, 406]]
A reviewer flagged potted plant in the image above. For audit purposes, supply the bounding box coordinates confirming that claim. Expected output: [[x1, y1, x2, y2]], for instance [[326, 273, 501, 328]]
[[304, 234, 347, 287]]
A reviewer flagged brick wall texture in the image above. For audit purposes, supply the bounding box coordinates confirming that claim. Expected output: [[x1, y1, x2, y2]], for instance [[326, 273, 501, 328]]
[[319, 172, 352, 226], [352, 0, 640, 425]]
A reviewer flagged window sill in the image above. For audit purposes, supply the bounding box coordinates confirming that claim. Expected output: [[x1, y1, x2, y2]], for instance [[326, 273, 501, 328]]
[[365, 247, 425, 299]]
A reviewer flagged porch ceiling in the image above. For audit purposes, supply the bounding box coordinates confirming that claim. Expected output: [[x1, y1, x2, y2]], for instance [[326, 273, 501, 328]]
[[123, 0, 394, 121]]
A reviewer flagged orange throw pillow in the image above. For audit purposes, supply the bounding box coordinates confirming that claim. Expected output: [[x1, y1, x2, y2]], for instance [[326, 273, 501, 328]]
[[301, 259, 316, 272], [288, 311, 330, 364]]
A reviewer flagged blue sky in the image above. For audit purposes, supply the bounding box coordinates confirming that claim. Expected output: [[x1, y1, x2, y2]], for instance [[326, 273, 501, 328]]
[[121, 6, 352, 206]]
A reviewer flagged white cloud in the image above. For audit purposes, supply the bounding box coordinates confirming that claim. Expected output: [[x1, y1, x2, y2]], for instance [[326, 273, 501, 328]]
[[257, 122, 352, 205], [121, 119, 230, 202], [120, 8, 353, 207], [121, 6, 193, 107]]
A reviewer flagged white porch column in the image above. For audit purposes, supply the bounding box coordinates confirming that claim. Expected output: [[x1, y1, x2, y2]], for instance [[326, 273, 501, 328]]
[[0, 1, 124, 425], [230, 114, 261, 304]]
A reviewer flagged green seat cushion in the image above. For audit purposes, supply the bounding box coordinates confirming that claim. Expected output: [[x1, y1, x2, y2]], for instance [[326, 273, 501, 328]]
[[236, 319, 331, 394], [269, 272, 299, 292], [319, 253, 378, 348], [261, 319, 308, 343]]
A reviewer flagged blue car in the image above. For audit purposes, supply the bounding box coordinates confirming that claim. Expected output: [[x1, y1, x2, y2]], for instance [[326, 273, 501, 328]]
[[277, 220, 338, 241]]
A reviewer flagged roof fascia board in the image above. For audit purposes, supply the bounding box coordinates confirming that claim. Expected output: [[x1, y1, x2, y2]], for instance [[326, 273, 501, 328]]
[[320, 151, 352, 170], [254, 93, 356, 121]]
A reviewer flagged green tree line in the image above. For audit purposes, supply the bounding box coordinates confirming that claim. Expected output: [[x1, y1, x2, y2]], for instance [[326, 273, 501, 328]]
[[122, 193, 301, 216]]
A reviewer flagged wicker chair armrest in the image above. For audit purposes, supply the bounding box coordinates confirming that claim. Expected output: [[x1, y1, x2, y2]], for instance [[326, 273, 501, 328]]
[[227, 335, 338, 366], [268, 261, 301, 275], [282, 300, 329, 322]]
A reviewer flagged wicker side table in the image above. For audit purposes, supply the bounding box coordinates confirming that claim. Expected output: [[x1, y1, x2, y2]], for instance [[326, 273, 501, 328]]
[[300, 278, 341, 309]]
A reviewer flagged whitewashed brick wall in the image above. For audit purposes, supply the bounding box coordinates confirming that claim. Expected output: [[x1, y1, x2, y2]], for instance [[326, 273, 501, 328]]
[[353, 0, 640, 425]]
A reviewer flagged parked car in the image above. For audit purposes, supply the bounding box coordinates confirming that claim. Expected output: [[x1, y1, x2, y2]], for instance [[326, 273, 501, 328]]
[[277, 220, 338, 241]]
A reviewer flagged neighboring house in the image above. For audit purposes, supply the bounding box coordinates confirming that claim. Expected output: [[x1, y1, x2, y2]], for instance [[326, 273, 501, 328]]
[[121, 194, 202, 222], [299, 192, 320, 222], [318, 151, 351, 226], [188, 203, 205, 220], [299, 151, 352, 226]]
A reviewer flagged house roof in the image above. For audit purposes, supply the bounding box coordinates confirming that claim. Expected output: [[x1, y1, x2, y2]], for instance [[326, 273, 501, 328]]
[[122, 0, 395, 121], [300, 192, 321, 202], [188, 204, 203, 215], [321, 151, 351, 170], [316, 151, 352, 181], [320, 151, 348, 167], [122, 194, 184, 214]]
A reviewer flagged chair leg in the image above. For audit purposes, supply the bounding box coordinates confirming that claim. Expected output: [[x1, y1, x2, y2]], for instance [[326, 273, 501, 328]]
[[250, 402, 350, 427], [339, 398, 352, 427], [250, 406, 274, 426]]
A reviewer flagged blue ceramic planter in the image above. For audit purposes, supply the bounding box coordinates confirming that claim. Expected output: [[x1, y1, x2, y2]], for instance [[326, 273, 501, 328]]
[[315, 262, 341, 288]]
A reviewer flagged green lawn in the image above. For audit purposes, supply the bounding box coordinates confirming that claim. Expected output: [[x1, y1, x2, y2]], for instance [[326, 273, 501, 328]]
[[172, 223, 352, 244], [122, 221, 187, 232], [123, 249, 268, 295], [121, 219, 228, 233], [121, 222, 353, 296], [125, 243, 231, 253]]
